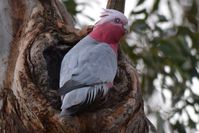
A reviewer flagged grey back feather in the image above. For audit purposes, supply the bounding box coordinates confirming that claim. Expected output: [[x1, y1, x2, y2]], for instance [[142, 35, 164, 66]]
[[60, 35, 117, 92], [59, 35, 117, 113]]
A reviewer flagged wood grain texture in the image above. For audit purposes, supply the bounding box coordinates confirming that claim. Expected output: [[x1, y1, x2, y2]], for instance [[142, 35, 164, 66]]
[[106, 0, 125, 13], [0, 0, 155, 132]]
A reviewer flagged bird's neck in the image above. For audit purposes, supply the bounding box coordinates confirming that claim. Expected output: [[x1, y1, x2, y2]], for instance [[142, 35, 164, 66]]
[[89, 23, 124, 53]]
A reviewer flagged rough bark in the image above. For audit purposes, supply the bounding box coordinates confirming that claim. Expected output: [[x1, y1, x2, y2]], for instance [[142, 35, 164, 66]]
[[0, 0, 155, 132]]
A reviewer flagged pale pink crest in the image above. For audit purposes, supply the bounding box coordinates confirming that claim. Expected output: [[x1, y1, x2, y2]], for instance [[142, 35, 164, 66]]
[[96, 9, 128, 26]]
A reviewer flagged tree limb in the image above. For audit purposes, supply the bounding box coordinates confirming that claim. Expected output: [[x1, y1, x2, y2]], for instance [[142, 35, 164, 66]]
[[106, 0, 125, 13], [0, 0, 155, 132]]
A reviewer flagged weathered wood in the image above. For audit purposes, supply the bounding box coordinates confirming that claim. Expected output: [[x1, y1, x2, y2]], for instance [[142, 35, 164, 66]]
[[0, 0, 155, 132], [106, 0, 125, 13], [0, 0, 82, 132]]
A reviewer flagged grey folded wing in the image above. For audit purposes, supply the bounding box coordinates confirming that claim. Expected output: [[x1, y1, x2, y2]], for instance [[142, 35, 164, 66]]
[[59, 43, 117, 95]]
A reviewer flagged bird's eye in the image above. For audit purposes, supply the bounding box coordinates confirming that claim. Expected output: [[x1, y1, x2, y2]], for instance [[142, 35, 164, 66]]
[[114, 18, 121, 23]]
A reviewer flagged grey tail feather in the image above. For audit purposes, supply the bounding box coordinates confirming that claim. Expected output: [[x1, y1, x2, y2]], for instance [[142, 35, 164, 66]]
[[59, 81, 108, 95], [60, 84, 109, 116]]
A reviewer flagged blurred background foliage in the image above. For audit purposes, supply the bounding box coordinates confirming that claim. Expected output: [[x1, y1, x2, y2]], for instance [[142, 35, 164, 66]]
[[63, 0, 199, 132]]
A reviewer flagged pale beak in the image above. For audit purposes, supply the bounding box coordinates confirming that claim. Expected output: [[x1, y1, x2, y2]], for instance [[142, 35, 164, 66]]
[[123, 24, 129, 34]]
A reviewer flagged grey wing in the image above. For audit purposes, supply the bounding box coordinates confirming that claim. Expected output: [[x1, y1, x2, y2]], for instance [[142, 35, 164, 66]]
[[59, 44, 117, 95]]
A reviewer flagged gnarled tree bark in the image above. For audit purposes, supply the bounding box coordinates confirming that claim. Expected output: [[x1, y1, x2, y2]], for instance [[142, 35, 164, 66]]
[[0, 0, 155, 132]]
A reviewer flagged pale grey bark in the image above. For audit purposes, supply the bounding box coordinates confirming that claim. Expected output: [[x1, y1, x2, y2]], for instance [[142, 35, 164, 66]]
[[0, 0, 13, 89]]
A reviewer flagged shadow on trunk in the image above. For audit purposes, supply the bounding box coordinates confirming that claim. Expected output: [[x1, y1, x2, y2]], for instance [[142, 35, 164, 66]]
[[0, 0, 156, 132]]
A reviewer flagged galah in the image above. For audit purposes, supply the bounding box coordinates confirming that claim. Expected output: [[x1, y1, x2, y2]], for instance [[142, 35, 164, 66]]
[[59, 9, 128, 116]]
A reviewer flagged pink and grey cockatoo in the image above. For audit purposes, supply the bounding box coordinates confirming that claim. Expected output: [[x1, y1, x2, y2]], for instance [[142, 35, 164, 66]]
[[59, 9, 128, 116]]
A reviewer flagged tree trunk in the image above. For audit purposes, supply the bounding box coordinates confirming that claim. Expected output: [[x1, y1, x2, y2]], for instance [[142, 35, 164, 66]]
[[0, 0, 155, 132]]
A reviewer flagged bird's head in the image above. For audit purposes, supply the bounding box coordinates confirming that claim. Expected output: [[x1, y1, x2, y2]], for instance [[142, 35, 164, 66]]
[[95, 9, 128, 34], [89, 9, 128, 53], [90, 9, 128, 43]]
